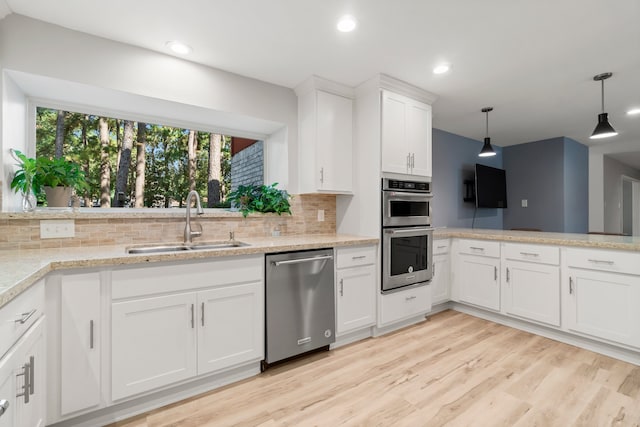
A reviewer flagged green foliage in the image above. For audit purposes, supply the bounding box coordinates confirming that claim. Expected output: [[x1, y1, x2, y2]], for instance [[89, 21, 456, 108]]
[[35, 156, 88, 192], [10, 150, 37, 195], [227, 183, 292, 217]]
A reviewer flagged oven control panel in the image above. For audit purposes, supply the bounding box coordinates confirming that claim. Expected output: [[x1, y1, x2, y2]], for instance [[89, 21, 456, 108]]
[[383, 179, 431, 192]]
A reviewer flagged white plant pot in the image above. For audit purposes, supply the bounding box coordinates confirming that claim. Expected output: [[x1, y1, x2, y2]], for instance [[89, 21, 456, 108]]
[[44, 186, 72, 208]]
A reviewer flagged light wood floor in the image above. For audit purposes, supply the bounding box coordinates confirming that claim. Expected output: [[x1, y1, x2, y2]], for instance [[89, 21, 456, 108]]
[[109, 310, 640, 427]]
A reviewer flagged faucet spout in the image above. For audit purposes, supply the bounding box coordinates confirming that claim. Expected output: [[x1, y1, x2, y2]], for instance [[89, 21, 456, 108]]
[[184, 190, 203, 244]]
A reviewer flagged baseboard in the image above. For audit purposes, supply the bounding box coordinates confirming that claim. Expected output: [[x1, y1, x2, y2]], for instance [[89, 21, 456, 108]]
[[332, 327, 374, 349], [373, 314, 428, 337]]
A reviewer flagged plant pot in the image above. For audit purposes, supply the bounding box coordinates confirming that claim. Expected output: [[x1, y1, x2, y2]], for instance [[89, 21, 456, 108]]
[[44, 186, 72, 208]]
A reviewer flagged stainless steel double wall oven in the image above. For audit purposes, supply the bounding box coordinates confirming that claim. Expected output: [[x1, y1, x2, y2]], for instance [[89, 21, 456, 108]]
[[381, 178, 434, 293]]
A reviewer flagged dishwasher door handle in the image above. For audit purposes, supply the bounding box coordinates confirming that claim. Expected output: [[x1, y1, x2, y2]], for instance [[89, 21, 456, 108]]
[[273, 255, 334, 266]]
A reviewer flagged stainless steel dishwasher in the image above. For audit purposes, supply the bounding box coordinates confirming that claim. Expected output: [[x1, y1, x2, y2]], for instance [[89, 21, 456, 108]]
[[264, 248, 335, 368]]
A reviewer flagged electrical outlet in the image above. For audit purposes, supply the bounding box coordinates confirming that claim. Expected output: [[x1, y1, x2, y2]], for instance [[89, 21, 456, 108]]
[[521, 199, 528, 208], [40, 220, 75, 239], [317, 209, 325, 222]]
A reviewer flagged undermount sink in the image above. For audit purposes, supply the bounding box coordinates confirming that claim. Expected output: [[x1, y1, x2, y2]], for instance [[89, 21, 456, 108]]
[[127, 240, 249, 254]]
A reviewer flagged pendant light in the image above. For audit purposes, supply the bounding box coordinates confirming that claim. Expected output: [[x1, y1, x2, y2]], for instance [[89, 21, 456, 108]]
[[479, 107, 496, 157], [590, 72, 618, 139]]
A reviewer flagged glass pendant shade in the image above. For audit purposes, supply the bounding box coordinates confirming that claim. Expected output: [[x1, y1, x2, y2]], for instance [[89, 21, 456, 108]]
[[590, 112, 618, 139], [478, 137, 496, 157]]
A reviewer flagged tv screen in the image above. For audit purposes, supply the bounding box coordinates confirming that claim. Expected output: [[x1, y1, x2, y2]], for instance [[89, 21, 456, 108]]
[[475, 164, 507, 208]]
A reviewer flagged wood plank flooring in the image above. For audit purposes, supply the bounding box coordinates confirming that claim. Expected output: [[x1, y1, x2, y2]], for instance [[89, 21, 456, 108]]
[[109, 310, 640, 427]]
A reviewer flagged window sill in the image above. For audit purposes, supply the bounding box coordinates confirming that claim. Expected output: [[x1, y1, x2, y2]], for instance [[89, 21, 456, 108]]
[[0, 208, 290, 221]]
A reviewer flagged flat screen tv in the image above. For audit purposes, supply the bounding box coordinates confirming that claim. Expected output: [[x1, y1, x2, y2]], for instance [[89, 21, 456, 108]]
[[475, 164, 507, 208]]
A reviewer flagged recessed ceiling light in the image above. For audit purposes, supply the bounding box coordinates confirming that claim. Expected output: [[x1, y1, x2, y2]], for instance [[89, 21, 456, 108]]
[[337, 15, 357, 32], [627, 108, 640, 115], [166, 41, 192, 55], [433, 64, 451, 75]]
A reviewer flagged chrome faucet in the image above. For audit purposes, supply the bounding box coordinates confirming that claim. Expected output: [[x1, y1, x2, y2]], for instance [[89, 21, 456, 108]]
[[184, 190, 204, 244]]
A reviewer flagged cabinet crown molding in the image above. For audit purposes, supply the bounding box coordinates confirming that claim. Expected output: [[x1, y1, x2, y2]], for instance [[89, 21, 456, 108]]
[[294, 75, 354, 99], [357, 74, 438, 105]]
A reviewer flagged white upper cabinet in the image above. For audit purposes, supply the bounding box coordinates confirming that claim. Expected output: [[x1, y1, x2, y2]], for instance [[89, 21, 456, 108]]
[[381, 90, 432, 178], [296, 76, 353, 194]]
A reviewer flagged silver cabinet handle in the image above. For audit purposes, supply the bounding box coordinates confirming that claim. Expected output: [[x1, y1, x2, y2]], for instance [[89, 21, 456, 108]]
[[320, 167, 324, 184], [494, 266, 498, 281], [588, 259, 614, 265], [437, 245, 447, 249], [406, 153, 411, 170], [470, 246, 485, 252], [351, 255, 366, 260], [411, 153, 415, 169], [28, 356, 34, 395], [190, 304, 195, 329], [273, 255, 333, 266], [569, 277, 574, 294], [519, 252, 540, 257], [340, 278, 344, 297], [0, 399, 9, 416], [432, 263, 436, 277], [201, 302, 205, 327], [405, 295, 416, 301], [506, 268, 510, 283], [14, 309, 37, 324], [16, 360, 30, 404], [90, 320, 94, 349]]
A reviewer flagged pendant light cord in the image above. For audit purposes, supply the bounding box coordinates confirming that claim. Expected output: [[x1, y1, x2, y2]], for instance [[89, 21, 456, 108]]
[[600, 79, 605, 113], [485, 111, 489, 138]]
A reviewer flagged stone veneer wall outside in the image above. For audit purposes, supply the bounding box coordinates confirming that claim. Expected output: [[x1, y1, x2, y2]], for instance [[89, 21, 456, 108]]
[[0, 194, 336, 251], [230, 140, 264, 192]]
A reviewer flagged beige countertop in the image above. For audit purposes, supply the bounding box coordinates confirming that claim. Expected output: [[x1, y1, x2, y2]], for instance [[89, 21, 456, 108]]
[[0, 234, 378, 309], [434, 228, 640, 251]]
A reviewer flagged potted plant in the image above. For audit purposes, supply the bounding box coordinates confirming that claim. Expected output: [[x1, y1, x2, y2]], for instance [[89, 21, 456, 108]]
[[35, 156, 88, 207], [9, 149, 38, 212], [10, 151, 88, 209], [227, 183, 292, 218]]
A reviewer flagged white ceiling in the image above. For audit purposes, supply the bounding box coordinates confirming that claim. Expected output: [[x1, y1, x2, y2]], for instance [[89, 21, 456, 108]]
[[2, 0, 639, 156]]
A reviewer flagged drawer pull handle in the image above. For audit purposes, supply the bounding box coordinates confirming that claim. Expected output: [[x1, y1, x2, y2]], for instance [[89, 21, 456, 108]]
[[587, 259, 614, 265], [405, 296, 416, 301], [340, 279, 344, 297], [437, 245, 447, 249], [569, 277, 574, 294], [506, 268, 510, 283], [14, 309, 37, 324], [90, 320, 94, 349], [519, 252, 539, 257], [351, 255, 366, 260], [494, 266, 498, 281], [470, 247, 485, 251]]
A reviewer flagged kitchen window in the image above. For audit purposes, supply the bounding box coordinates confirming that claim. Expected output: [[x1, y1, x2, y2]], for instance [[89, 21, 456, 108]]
[[34, 106, 264, 209]]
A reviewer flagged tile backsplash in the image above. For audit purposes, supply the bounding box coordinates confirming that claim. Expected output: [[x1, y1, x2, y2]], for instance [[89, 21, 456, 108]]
[[0, 194, 336, 251]]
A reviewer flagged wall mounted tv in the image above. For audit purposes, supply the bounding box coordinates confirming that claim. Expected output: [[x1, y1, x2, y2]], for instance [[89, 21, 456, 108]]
[[475, 164, 507, 208]]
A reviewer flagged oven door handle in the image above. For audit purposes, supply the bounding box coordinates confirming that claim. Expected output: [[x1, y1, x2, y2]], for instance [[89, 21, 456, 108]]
[[384, 227, 433, 235], [385, 192, 433, 201]]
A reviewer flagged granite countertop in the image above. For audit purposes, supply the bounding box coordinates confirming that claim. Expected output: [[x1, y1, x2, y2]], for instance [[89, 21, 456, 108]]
[[0, 234, 378, 309], [434, 228, 640, 251]]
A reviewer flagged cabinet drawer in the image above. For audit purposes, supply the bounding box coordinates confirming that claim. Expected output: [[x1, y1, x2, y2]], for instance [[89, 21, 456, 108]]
[[433, 239, 450, 255], [336, 245, 376, 269], [457, 239, 500, 258], [504, 243, 559, 265], [565, 248, 640, 275], [380, 284, 431, 326], [0, 280, 44, 358]]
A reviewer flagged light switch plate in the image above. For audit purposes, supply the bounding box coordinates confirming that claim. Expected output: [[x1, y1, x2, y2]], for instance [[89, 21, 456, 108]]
[[521, 199, 528, 208], [317, 209, 325, 222], [40, 219, 75, 238]]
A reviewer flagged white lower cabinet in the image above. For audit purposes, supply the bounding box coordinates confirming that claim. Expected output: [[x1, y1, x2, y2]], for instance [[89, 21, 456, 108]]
[[503, 260, 560, 326], [111, 256, 264, 401], [59, 272, 102, 417], [379, 284, 431, 326], [431, 240, 450, 305], [0, 318, 45, 427], [335, 245, 377, 336], [565, 267, 640, 348], [457, 255, 500, 311], [112, 292, 197, 400]]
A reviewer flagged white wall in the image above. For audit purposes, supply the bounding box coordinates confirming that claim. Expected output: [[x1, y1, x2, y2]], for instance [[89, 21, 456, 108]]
[[0, 14, 299, 210], [603, 155, 640, 233], [1, 72, 28, 211]]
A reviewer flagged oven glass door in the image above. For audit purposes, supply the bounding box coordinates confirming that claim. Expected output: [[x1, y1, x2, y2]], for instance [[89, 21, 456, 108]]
[[383, 227, 433, 292]]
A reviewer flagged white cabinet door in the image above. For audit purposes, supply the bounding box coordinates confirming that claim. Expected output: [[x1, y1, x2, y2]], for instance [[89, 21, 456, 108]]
[[504, 261, 560, 326], [457, 255, 500, 311], [15, 319, 45, 427], [336, 265, 376, 336], [431, 254, 450, 305], [406, 100, 432, 178], [316, 90, 353, 193], [0, 350, 16, 427], [381, 91, 409, 175], [197, 282, 264, 375], [566, 268, 640, 348], [112, 293, 197, 400], [60, 273, 101, 416]]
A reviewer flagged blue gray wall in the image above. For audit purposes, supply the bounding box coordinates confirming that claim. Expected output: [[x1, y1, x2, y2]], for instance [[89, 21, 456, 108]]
[[502, 137, 588, 232], [432, 128, 504, 229]]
